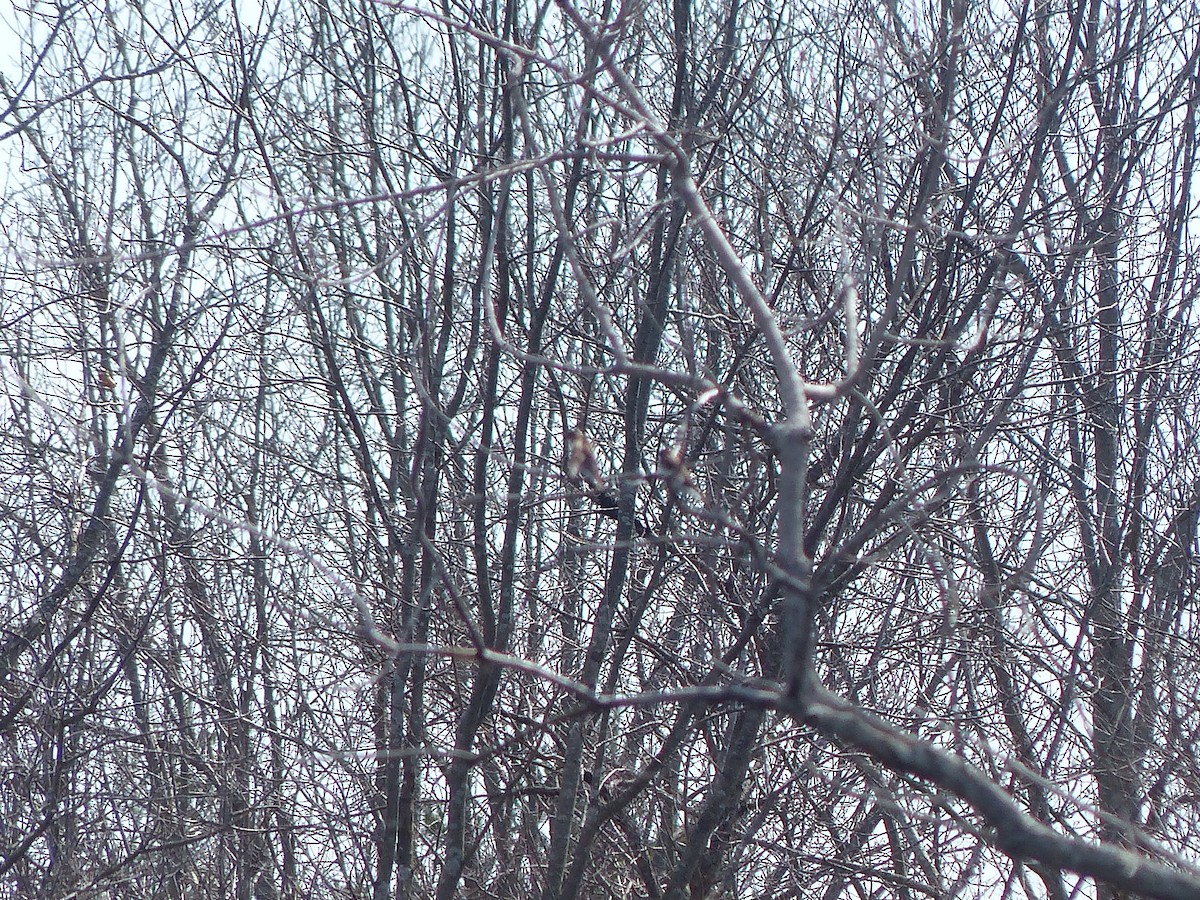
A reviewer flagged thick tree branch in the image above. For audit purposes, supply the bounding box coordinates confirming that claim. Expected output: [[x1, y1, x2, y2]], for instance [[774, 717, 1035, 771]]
[[793, 685, 1200, 900]]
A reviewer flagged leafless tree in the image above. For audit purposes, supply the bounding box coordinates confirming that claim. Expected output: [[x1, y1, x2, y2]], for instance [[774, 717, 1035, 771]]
[[2, 0, 1200, 898]]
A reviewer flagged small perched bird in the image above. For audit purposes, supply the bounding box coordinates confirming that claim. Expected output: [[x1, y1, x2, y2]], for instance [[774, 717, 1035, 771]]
[[567, 428, 607, 492], [658, 443, 690, 481], [567, 428, 647, 530], [659, 442, 700, 502], [97, 367, 116, 393]]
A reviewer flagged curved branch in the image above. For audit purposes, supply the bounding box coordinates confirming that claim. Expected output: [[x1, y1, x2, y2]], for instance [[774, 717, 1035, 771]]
[[795, 685, 1200, 900]]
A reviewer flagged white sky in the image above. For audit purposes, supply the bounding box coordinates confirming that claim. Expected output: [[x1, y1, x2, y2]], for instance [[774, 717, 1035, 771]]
[[0, 1, 26, 71]]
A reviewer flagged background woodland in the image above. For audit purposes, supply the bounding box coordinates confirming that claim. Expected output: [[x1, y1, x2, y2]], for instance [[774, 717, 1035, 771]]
[[3, 0, 1200, 897]]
